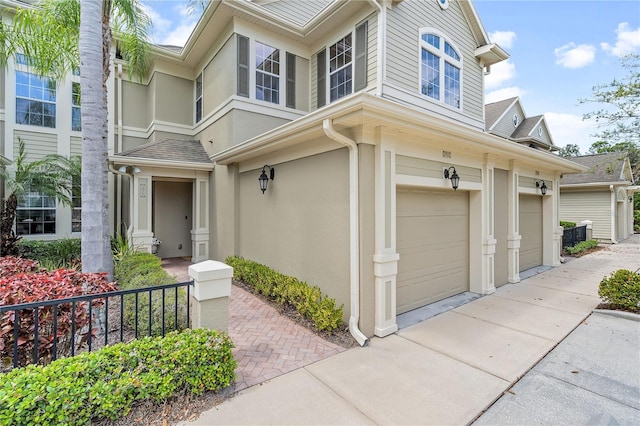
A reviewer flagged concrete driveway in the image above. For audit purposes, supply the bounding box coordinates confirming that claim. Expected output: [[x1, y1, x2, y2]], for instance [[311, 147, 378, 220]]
[[183, 235, 640, 425]]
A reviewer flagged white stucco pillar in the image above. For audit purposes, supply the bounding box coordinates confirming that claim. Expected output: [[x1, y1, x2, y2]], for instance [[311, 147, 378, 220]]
[[191, 177, 210, 263], [507, 162, 521, 283], [131, 174, 153, 252], [481, 154, 496, 294], [188, 260, 232, 332]]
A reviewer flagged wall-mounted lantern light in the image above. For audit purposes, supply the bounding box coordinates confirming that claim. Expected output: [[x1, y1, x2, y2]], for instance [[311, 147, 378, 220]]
[[630, 196, 634, 203], [118, 165, 142, 174], [443, 166, 460, 190], [258, 165, 275, 194], [535, 179, 547, 195]]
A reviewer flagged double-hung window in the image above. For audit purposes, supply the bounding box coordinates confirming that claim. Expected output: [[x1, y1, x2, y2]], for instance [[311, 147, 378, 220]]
[[195, 73, 202, 123], [72, 82, 81, 131], [16, 71, 57, 128], [255, 42, 280, 104], [71, 175, 81, 233], [420, 30, 462, 109], [16, 188, 57, 235], [329, 34, 353, 103]]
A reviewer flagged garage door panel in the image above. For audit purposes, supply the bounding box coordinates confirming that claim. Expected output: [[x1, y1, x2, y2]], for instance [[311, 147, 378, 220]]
[[396, 189, 469, 315], [519, 195, 543, 272]]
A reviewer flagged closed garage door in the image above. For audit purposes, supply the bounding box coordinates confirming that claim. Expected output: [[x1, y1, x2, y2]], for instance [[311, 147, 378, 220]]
[[519, 195, 542, 272], [396, 188, 469, 314]]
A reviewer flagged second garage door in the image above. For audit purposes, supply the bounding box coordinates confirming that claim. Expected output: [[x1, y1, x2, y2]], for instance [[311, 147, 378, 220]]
[[519, 194, 543, 272], [396, 188, 469, 314]]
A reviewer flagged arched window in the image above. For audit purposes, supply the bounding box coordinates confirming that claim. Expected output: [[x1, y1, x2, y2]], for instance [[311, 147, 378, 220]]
[[419, 30, 462, 109]]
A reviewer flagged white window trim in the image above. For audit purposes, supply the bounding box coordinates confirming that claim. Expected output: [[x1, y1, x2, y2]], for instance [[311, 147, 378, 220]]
[[71, 79, 81, 133], [195, 72, 203, 124], [323, 27, 357, 104], [15, 68, 57, 129], [418, 27, 463, 110], [254, 40, 281, 105]]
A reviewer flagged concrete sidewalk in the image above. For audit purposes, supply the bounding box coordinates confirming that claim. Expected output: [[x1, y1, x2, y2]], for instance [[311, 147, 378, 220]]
[[183, 235, 640, 425]]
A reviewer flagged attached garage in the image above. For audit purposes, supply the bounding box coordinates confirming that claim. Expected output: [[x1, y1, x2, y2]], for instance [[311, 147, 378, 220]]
[[519, 194, 543, 272], [396, 188, 469, 314]]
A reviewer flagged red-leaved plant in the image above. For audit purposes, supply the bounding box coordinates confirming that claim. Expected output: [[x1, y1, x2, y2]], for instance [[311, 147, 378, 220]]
[[0, 258, 118, 369]]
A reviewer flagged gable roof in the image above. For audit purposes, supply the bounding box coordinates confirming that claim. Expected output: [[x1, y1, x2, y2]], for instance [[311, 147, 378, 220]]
[[485, 97, 518, 131], [560, 152, 632, 185], [117, 139, 212, 165]]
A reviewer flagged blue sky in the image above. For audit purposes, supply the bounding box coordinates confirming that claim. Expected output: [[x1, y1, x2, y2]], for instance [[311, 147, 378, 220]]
[[141, 0, 640, 153]]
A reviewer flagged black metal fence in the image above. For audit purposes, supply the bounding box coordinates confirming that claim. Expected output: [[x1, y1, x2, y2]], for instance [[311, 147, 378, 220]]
[[563, 225, 587, 248], [0, 281, 192, 371]]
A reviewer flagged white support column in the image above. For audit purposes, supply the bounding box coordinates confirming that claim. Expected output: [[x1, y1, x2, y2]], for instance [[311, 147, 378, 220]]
[[507, 162, 521, 283], [131, 175, 153, 252], [481, 154, 496, 294], [188, 260, 232, 332], [191, 177, 210, 262], [373, 133, 398, 337], [548, 177, 562, 266]]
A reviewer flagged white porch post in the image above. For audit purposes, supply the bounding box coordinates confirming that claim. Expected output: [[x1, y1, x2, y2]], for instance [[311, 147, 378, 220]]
[[507, 162, 521, 283], [481, 154, 496, 294], [191, 177, 210, 263], [131, 175, 153, 251], [549, 177, 563, 266]]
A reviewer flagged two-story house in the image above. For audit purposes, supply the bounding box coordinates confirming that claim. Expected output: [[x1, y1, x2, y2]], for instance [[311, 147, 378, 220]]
[[3, 0, 586, 345]]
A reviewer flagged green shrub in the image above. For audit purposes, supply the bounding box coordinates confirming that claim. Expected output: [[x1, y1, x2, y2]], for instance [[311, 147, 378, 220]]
[[0, 328, 236, 424], [114, 252, 185, 336], [560, 221, 577, 229], [634, 210, 640, 232], [564, 239, 598, 254], [598, 269, 640, 310], [18, 238, 81, 269], [226, 256, 343, 331]]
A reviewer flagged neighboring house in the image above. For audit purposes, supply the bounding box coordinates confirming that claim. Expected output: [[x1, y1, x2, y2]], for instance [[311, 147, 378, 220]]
[[485, 96, 558, 151], [559, 153, 637, 243], [2, 0, 585, 343]]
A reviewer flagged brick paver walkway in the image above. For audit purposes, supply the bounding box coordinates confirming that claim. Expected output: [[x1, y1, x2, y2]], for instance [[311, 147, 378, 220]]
[[161, 258, 346, 392]]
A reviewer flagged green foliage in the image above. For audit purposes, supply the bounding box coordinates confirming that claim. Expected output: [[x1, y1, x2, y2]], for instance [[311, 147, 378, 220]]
[[560, 221, 577, 229], [0, 329, 236, 424], [111, 229, 136, 262], [634, 209, 640, 232], [114, 251, 185, 336], [226, 256, 344, 331], [18, 238, 81, 269], [598, 269, 640, 310], [558, 144, 581, 158], [564, 239, 599, 254]]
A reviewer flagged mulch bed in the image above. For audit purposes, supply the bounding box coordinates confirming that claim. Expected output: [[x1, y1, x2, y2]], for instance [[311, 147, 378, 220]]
[[562, 245, 605, 258], [595, 303, 640, 315]]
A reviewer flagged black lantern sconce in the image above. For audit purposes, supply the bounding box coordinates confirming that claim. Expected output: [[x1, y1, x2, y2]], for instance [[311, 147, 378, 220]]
[[535, 180, 547, 196], [258, 165, 275, 194], [630, 196, 634, 203], [443, 166, 460, 190]]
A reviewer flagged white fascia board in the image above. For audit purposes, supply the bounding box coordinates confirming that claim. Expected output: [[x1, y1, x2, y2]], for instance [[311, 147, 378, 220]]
[[475, 43, 509, 67], [560, 181, 632, 188], [109, 156, 214, 171]]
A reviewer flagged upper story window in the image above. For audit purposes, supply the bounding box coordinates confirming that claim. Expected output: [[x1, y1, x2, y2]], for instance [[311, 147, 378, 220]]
[[16, 71, 56, 128], [316, 22, 368, 109], [72, 82, 81, 131], [419, 30, 462, 109], [255, 42, 280, 104], [71, 176, 81, 233], [195, 73, 202, 123]]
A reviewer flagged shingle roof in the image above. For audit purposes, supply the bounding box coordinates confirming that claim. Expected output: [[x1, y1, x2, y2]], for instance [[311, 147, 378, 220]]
[[511, 115, 541, 139], [560, 152, 629, 185], [155, 44, 182, 53], [118, 139, 211, 164], [484, 97, 517, 130]]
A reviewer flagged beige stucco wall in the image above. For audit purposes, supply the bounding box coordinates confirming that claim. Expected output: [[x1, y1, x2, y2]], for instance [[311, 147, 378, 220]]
[[153, 181, 193, 259], [203, 35, 236, 118], [122, 80, 150, 129], [358, 143, 376, 336], [154, 73, 194, 125], [494, 168, 508, 286], [0, 68, 5, 109], [209, 163, 239, 262], [237, 148, 351, 322]]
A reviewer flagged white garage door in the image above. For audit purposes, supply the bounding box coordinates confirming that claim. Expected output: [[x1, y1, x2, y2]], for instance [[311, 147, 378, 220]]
[[519, 195, 543, 272], [396, 188, 469, 315]]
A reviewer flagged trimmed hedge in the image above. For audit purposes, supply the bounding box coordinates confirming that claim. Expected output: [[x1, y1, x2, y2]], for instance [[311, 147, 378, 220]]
[[18, 238, 81, 269], [564, 239, 598, 254], [560, 221, 577, 229], [0, 328, 236, 424], [599, 269, 640, 310], [226, 256, 343, 331], [114, 252, 185, 336]]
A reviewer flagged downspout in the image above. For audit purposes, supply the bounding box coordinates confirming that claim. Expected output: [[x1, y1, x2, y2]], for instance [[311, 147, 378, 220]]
[[323, 119, 369, 347], [367, 0, 385, 96]]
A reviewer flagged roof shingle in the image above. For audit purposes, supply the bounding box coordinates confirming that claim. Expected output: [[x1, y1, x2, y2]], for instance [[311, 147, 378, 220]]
[[118, 139, 211, 164], [560, 152, 629, 185]]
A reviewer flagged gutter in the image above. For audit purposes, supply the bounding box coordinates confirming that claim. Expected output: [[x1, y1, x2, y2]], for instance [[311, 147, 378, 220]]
[[322, 119, 369, 347]]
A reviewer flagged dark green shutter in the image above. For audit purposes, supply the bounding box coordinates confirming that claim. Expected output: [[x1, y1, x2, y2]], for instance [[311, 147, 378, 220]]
[[286, 53, 296, 109], [316, 49, 326, 108], [354, 21, 368, 92], [237, 35, 249, 98]]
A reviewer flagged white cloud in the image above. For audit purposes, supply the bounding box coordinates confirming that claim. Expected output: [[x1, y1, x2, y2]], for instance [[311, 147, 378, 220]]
[[485, 86, 527, 104], [544, 112, 598, 152], [485, 60, 516, 90], [488, 30, 516, 49], [141, 4, 172, 38], [142, 1, 199, 47], [554, 43, 596, 69], [160, 22, 198, 47], [601, 22, 640, 57]]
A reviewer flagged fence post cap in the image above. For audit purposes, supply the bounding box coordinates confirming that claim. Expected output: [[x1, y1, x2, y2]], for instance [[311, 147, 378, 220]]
[[188, 260, 233, 282], [579, 220, 593, 229]]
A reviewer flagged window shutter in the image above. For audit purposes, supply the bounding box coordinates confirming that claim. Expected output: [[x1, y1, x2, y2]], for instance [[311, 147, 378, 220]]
[[286, 53, 296, 109], [354, 21, 368, 92], [316, 49, 326, 108], [237, 35, 249, 98]]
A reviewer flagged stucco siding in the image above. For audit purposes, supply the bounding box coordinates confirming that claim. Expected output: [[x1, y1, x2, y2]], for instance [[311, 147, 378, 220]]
[[385, 0, 484, 121], [0, 67, 5, 109], [238, 148, 351, 322], [14, 131, 56, 161], [154, 73, 193, 125], [260, 0, 331, 26], [203, 35, 235, 118], [560, 190, 612, 241], [396, 155, 482, 183], [122, 80, 150, 129]]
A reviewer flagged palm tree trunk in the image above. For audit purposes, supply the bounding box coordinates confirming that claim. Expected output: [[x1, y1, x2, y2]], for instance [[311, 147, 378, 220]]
[[79, 1, 113, 279]]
